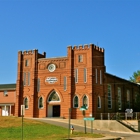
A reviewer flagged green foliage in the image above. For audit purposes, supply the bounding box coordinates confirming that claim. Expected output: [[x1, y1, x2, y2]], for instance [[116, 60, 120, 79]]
[[129, 70, 140, 83], [116, 112, 121, 120], [129, 70, 140, 111]]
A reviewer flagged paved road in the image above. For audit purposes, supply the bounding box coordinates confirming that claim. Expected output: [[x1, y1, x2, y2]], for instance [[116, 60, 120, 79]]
[[29, 118, 140, 140]]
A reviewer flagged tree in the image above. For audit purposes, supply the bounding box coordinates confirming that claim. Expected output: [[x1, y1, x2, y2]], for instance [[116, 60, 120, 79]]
[[129, 70, 140, 83], [129, 70, 140, 112]]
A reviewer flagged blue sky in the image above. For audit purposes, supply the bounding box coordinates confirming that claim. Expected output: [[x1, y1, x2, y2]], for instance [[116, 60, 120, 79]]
[[0, 0, 140, 84]]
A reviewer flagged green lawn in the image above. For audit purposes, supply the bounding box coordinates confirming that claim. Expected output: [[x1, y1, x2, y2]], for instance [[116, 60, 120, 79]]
[[0, 116, 104, 140]]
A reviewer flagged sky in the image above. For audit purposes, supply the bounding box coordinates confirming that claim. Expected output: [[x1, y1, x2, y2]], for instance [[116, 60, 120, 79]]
[[0, 0, 140, 84]]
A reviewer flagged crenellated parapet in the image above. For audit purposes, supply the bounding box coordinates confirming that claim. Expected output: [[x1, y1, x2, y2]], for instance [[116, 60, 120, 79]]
[[67, 43, 104, 52], [18, 49, 46, 58], [72, 44, 89, 50], [20, 49, 38, 55], [93, 44, 104, 52]]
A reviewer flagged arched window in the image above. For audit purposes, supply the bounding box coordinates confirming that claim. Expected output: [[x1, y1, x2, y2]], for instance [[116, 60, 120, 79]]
[[38, 97, 43, 109], [48, 91, 60, 102], [97, 96, 101, 108], [73, 95, 79, 108], [24, 97, 28, 109], [83, 95, 88, 107]]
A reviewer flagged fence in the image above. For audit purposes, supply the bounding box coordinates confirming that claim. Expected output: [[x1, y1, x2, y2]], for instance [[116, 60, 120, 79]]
[[92, 112, 140, 120]]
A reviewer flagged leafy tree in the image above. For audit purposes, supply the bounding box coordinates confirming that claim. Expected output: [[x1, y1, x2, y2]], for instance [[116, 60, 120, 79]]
[[129, 70, 140, 112], [129, 70, 140, 83]]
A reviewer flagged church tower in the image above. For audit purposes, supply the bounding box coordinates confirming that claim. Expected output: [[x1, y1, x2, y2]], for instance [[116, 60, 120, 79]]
[[15, 50, 46, 117]]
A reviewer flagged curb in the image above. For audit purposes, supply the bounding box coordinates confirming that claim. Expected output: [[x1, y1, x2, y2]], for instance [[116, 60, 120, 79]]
[[65, 136, 124, 140]]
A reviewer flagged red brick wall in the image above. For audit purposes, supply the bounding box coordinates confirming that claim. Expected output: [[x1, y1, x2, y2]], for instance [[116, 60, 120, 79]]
[[15, 44, 140, 119], [0, 90, 16, 103]]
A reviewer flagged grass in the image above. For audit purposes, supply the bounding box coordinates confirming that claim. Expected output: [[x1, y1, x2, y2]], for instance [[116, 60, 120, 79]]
[[0, 116, 104, 140]]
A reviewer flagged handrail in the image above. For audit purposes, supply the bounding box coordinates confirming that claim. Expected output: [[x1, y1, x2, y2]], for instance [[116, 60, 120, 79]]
[[123, 120, 138, 129], [119, 120, 138, 132]]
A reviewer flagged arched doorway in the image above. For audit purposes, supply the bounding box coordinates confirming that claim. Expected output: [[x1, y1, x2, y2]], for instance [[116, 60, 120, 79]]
[[47, 90, 61, 117]]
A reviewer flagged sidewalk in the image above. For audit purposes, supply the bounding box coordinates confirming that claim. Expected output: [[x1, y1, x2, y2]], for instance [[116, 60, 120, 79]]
[[28, 118, 124, 140]]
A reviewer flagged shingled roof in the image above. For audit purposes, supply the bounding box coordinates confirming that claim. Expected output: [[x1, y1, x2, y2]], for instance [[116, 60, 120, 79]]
[[0, 84, 16, 91]]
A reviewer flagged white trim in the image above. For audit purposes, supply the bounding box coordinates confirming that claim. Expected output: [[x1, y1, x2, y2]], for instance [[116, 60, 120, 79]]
[[2, 106, 8, 116], [24, 97, 29, 109], [48, 64, 56, 72], [47, 105, 53, 117], [98, 96, 101, 108], [38, 96, 44, 109], [5, 105, 6, 115], [47, 90, 61, 103], [82, 95, 89, 108]]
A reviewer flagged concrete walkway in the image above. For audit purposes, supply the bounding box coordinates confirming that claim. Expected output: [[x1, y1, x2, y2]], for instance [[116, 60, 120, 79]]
[[36, 118, 132, 132], [28, 118, 125, 140]]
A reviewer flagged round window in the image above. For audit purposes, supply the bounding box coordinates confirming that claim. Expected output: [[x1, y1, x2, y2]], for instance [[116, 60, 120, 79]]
[[48, 64, 56, 72]]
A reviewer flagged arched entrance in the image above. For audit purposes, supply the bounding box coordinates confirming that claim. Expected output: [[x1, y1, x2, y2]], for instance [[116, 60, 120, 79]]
[[47, 90, 61, 117]]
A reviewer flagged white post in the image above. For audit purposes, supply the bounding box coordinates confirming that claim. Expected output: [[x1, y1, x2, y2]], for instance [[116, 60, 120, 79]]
[[5, 105, 6, 116], [108, 113, 110, 120], [125, 113, 127, 120], [136, 112, 137, 120], [9, 105, 11, 116], [101, 113, 103, 120]]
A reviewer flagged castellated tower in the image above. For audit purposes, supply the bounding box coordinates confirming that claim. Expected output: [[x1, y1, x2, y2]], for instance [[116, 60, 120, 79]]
[[15, 44, 105, 119], [67, 44, 105, 118], [15, 50, 46, 117]]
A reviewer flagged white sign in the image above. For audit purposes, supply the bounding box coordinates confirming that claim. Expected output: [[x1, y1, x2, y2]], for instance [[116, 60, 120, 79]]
[[21, 105, 25, 116], [45, 77, 58, 84]]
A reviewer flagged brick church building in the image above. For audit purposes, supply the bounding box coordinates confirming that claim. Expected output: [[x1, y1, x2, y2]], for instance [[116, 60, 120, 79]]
[[0, 44, 140, 118]]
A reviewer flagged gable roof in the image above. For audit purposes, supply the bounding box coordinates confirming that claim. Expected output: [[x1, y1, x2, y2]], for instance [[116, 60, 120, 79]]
[[0, 83, 16, 91], [105, 72, 139, 86]]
